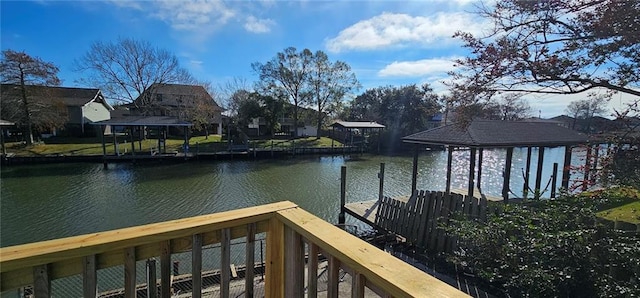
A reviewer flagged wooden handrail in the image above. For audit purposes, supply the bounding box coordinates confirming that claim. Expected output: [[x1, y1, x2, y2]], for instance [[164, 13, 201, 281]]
[[1, 201, 467, 297], [276, 207, 468, 297]]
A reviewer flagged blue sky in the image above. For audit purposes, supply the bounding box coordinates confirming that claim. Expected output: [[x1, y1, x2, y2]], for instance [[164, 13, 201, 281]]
[[1, 0, 634, 118]]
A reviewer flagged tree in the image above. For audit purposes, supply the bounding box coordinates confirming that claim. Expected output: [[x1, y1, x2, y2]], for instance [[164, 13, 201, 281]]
[[0, 50, 66, 144], [496, 93, 532, 120], [308, 51, 359, 139], [252, 47, 313, 137], [565, 96, 607, 132], [347, 84, 440, 151], [450, 0, 640, 104], [74, 37, 194, 106]]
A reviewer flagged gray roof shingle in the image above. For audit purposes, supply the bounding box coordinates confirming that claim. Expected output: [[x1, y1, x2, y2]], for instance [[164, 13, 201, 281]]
[[403, 120, 588, 147]]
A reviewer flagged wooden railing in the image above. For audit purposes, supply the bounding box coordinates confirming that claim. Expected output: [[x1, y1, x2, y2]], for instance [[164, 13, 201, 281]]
[[0, 201, 467, 297]]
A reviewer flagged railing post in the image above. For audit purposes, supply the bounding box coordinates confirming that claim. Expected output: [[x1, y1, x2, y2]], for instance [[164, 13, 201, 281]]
[[146, 259, 157, 298], [266, 217, 285, 297], [245, 223, 256, 298], [221, 228, 231, 298], [328, 255, 340, 298], [160, 241, 171, 298], [83, 254, 97, 298], [33, 264, 51, 298], [352, 272, 366, 298], [124, 247, 136, 298], [284, 226, 304, 297], [307, 242, 319, 298], [192, 234, 203, 298]]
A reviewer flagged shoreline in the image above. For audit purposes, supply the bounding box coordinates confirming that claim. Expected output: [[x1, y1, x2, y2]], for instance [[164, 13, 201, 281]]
[[1, 146, 370, 166]]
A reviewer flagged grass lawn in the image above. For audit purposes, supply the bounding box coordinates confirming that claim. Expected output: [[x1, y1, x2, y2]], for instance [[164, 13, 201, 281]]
[[586, 186, 640, 224], [3, 135, 342, 156], [597, 201, 640, 224]]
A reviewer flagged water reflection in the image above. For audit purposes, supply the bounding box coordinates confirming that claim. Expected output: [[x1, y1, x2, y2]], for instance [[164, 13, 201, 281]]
[[1, 148, 587, 247]]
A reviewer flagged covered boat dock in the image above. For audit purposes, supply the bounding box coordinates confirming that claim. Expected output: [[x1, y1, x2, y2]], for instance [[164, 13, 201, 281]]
[[403, 120, 589, 201]]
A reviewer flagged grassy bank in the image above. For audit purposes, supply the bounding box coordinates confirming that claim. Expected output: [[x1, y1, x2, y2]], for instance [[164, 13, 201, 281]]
[[3, 136, 343, 157]]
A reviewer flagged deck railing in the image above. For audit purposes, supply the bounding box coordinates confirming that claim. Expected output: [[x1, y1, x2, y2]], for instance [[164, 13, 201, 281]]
[[0, 201, 467, 297]]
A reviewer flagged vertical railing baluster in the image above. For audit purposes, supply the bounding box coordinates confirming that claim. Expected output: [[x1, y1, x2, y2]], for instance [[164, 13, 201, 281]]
[[328, 255, 340, 298], [221, 228, 231, 298], [124, 247, 136, 298], [147, 259, 157, 298], [266, 217, 285, 297], [284, 226, 304, 296], [192, 234, 203, 298], [307, 241, 319, 298], [351, 272, 365, 298], [245, 223, 256, 297], [33, 264, 51, 298], [160, 241, 171, 298], [83, 254, 97, 298]]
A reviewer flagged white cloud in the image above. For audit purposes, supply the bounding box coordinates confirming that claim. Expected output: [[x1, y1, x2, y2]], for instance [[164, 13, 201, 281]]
[[151, 0, 235, 32], [326, 12, 485, 52], [244, 16, 276, 33], [379, 57, 461, 77]]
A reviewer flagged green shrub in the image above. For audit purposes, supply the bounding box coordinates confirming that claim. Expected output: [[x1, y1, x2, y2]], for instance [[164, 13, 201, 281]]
[[446, 194, 640, 297]]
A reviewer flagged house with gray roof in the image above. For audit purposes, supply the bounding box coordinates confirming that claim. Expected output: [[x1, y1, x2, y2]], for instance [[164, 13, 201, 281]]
[[0, 84, 113, 137], [131, 83, 223, 135]]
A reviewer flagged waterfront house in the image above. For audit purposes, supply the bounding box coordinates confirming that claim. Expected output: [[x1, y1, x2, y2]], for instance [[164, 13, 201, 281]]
[[130, 83, 223, 135], [0, 84, 113, 137]]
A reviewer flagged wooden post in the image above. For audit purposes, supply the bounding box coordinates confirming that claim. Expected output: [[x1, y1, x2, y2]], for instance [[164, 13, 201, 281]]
[[583, 145, 592, 191], [124, 247, 136, 298], [327, 255, 340, 298], [129, 127, 135, 157], [245, 224, 256, 298], [284, 226, 304, 297], [160, 240, 171, 298], [551, 163, 559, 198], [562, 146, 572, 189], [445, 146, 453, 194], [477, 148, 484, 190], [378, 163, 385, 201], [101, 125, 108, 169], [307, 242, 319, 298], [113, 128, 119, 156], [266, 217, 285, 297], [147, 259, 157, 298], [339, 166, 346, 225], [411, 146, 419, 196], [467, 147, 477, 199], [503, 147, 514, 201], [33, 264, 50, 298], [0, 127, 6, 157], [221, 228, 231, 298], [535, 147, 545, 197], [523, 147, 532, 199], [83, 255, 97, 298], [591, 145, 599, 184]]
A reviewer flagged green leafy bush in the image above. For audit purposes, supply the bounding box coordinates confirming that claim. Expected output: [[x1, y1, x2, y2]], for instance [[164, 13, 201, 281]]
[[446, 195, 639, 297]]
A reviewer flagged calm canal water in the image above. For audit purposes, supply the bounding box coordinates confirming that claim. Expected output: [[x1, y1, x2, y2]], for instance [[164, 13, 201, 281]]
[[0, 147, 587, 247]]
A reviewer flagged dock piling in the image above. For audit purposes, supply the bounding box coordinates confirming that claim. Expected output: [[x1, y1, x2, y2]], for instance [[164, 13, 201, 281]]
[[339, 166, 346, 225]]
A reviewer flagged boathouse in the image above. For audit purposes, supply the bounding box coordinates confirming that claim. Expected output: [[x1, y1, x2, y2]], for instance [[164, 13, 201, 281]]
[[403, 120, 589, 201]]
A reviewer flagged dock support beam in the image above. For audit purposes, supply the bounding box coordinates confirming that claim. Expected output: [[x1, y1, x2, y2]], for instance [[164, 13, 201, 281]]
[[445, 146, 453, 194], [562, 146, 572, 190], [411, 146, 419, 196], [535, 147, 545, 197], [467, 147, 477, 199], [477, 148, 483, 190], [502, 147, 513, 202], [378, 163, 385, 201], [523, 147, 532, 198], [339, 166, 346, 225]]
